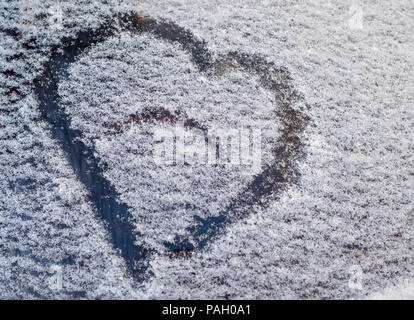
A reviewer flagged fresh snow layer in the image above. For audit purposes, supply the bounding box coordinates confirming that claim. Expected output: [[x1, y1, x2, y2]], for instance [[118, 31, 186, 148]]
[[0, 0, 413, 299]]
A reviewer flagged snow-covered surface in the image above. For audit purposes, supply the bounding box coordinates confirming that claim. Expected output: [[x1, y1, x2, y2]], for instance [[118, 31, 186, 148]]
[[1, 0, 413, 299], [368, 279, 414, 300]]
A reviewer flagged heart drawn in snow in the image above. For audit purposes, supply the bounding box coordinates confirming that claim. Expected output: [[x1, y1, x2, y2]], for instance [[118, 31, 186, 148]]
[[34, 13, 308, 282]]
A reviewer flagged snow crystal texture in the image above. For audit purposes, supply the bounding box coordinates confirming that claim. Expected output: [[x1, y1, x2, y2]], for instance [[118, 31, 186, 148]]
[[0, 0, 413, 299]]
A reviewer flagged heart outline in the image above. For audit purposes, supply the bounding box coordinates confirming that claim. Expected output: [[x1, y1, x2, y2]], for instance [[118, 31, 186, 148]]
[[34, 12, 308, 281]]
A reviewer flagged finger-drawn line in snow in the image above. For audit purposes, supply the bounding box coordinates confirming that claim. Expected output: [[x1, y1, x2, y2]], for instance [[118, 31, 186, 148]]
[[34, 12, 308, 281]]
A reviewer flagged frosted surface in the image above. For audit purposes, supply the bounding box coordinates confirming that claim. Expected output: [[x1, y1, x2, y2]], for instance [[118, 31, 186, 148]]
[[0, 0, 413, 299]]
